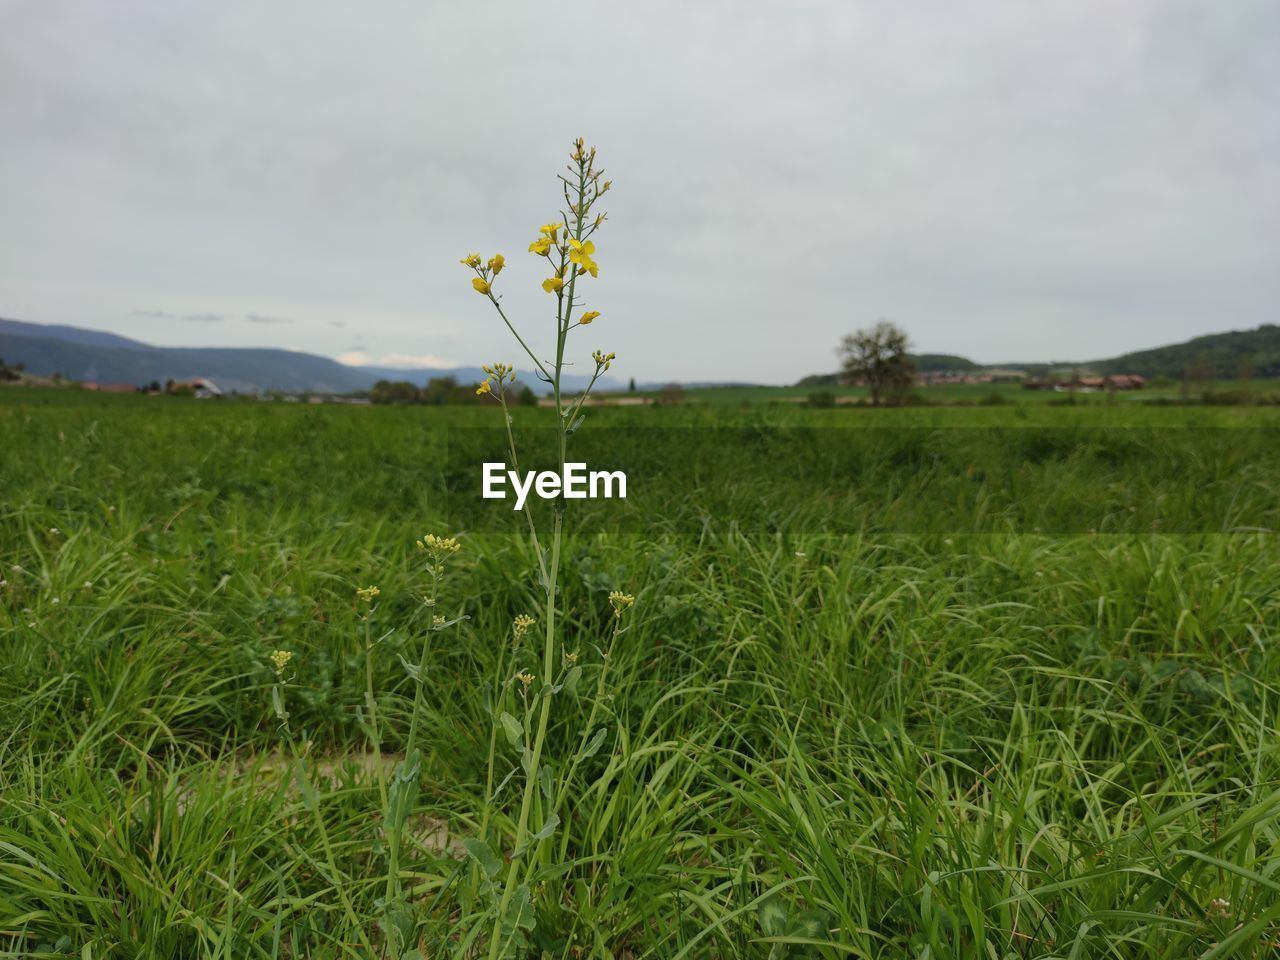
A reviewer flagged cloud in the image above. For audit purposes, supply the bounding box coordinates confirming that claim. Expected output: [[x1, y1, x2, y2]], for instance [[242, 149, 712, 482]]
[[182, 313, 225, 323], [131, 309, 173, 319], [329, 320, 346, 328], [337, 350, 457, 369], [246, 312, 293, 324]]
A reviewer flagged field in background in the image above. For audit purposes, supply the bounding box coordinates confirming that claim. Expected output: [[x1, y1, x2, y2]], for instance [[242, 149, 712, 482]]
[[2, 390, 1278, 958], [613, 378, 1280, 406]]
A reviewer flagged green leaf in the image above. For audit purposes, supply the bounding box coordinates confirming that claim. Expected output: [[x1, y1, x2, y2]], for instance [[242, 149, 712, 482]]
[[499, 711, 523, 750], [397, 653, 421, 682], [531, 814, 559, 842], [788, 908, 832, 940], [293, 763, 318, 813], [502, 883, 536, 933], [379, 901, 416, 957], [462, 837, 502, 879], [758, 894, 788, 938], [514, 814, 560, 857], [539, 764, 553, 801], [563, 665, 583, 697], [579, 727, 608, 760], [386, 751, 421, 833]]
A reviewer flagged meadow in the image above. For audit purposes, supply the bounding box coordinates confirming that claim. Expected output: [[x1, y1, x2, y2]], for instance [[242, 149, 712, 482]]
[[2, 389, 1279, 958]]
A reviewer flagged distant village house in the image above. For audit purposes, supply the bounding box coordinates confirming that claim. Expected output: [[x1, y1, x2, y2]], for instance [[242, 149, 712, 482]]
[[1022, 374, 1145, 392]]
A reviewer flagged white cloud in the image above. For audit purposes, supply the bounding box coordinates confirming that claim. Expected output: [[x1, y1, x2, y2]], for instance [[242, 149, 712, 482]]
[[337, 350, 457, 369]]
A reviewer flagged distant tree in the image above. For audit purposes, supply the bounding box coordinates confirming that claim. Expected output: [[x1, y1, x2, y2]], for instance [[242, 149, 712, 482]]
[[1183, 349, 1213, 399], [1237, 352, 1257, 382], [515, 385, 538, 407], [628, 377, 636, 393], [838, 321, 914, 406], [369, 379, 420, 405], [420, 376, 459, 405]]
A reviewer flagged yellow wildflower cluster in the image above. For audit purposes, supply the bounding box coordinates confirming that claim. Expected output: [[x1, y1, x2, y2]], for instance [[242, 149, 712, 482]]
[[416, 533, 462, 563], [270, 649, 293, 676], [516, 671, 536, 691], [528, 222, 560, 257], [356, 585, 380, 604], [564, 650, 579, 665], [592, 350, 617, 372], [459, 251, 505, 297], [512, 613, 536, 639], [477, 361, 515, 397], [608, 591, 635, 618]]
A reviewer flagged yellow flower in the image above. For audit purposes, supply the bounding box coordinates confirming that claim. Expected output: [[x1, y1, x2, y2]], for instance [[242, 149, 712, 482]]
[[460, 253, 482, 268], [513, 614, 536, 638], [516, 671, 536, 690], [608, 590, 635, 618], [356, 585, 380, 603], [476, 379, 492, 396], [528, 237, 553, 256], [542, 275, 565, 294], [487, 254, 505, 275], [270, 649, 293, 676], [568, 238, 598, 277], [539, 222, 560, 240], [578, 311, 600, 325], [419, 533, 461, 555], [472, 277, 490, 294]]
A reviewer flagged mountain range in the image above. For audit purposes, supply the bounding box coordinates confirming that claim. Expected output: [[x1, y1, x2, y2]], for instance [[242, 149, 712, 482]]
[[4, 317, 1277, 394], [0, 318, 618, 395]]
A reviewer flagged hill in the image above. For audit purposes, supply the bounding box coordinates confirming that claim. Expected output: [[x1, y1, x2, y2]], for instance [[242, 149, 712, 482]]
[[799, 325, 1279, 385], [0, 318, 616, 395], [1093, 324, 1280, 380]]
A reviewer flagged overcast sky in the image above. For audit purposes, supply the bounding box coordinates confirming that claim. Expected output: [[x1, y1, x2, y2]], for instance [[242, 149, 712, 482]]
[[2, 1, 1277, 383]]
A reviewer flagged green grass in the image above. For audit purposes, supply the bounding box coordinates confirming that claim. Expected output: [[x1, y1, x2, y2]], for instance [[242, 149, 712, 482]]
[[611, 378, 1280, 406], [1, 390, 1278, 957]]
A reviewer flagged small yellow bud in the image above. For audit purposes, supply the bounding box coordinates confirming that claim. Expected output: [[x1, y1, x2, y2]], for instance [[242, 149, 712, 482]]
[[608, 591, 635, 618], [578, 311, 600, 325], [460, 253, 482, 268], [472, 277, 490, 295], [356, 585, 380, 604], [270, 649, 293, 676]]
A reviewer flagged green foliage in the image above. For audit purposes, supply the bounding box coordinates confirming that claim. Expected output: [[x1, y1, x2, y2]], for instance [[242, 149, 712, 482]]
[[2, 394, 1279, 957]]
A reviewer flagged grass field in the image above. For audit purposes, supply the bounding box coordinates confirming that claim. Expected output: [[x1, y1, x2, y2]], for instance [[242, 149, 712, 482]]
[[2, 389, 1279, 958], [615, 379, 1280, 407]]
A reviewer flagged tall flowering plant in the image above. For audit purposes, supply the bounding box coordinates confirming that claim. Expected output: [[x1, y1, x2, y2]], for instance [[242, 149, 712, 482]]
[[457, 138, 632, 958]]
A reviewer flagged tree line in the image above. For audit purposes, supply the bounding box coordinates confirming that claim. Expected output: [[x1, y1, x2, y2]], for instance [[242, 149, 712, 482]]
[[368, 375, 538, 406]]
